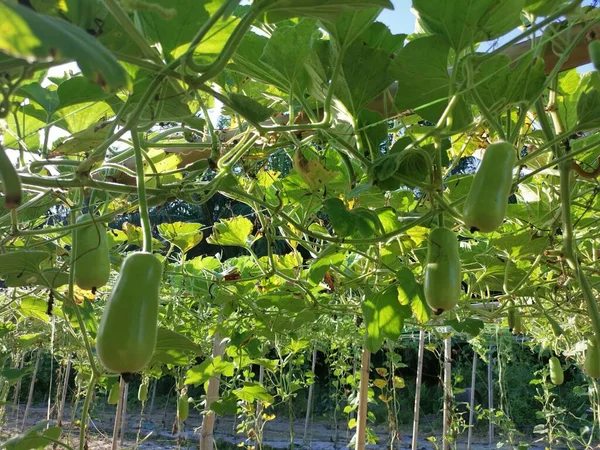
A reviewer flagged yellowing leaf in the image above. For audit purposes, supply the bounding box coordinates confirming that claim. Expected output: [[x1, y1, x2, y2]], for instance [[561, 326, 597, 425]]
[[293, 148, 336, 191], [207, 217, 254, 248], [373, 378, 387, 389]]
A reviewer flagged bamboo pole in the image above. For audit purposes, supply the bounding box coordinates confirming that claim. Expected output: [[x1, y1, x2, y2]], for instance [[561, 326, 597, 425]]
[[411, 329, 425, 450], [467, 350, 478, 450], [303, 344, 318, 443], [442, 336, 452, 450], [22, 348, 41, 430], [355, 346, 370, 450]]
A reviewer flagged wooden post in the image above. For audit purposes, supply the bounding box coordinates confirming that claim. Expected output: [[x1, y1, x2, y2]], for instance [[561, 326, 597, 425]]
[[488, 346, 494, 445], [412, 329, 425, 450], [355, 346, 370, 450], [303, 344, 318, 443], [467, 350, 478, 450], [442, 336, 452, 450], [22, 348, 41, 430], [120, 381, 129, 446], [199, 331, 227, 450], [112, 377, 126, 450], [56, 355, 72, 427], [12, 353, 24, 418], [148, 379, 157, 415]]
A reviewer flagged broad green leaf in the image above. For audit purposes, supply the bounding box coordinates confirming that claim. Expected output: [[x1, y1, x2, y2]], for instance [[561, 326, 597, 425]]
[[233, 382, 274, 403], [260, 20, 316, 96], [185, 356, 235, 386], [323, 198, 355, 237], [393, 35, 470, 127], [56, 76, 114, 109], [4, 421, 62, 450], [0, 1, 130, 92], [412, 0, 524, 52], [264, 0, 393, 22], [446, 318, 485, 337], [227, 93, 274, 123], [357, 109, 388, 156], [18, 297, 50, 323], [48, 120, 111, 157], [0, 251, 50, 279], [321, 8, 381, 49], [396, 267, 431, 325], [57, 100, 115, 134], [230, 33, 274, 87], [209, 392, 238, 415], [3, 106, 46, 150], [576, 72, 600, 132], [352, 208, 383, 237], [362, 286, 409, 353], [308, 247, 347, 284], [129, 74, 199, 125], [0, 366, 33, 384], [335, 38, 396, 116], [207, 217, 254, 247], [157, 222, 204, 254], [524, 0, 564, 16], [463, 53, 546, 114], [154, 327, 202, 355], [140, 0, 239, 62], [19, 333, 45, 347], [361, 22, 406, 54], [17, 83, 59, 115]]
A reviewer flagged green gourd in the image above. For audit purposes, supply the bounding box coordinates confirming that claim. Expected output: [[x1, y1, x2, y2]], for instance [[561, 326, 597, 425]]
[[96, 252, 162, 375], [138, 382, 149, 402], [107, 382, 120, 405], [549, 356, 564, 385], [424, 227, 461, 315], [74, 213, 111, 291], [177, 394, 189, 421], [0, 144, 22, 209], [586, 338, 600, 378], [463, 141, 516, 233], [589, 40, 600, 72]]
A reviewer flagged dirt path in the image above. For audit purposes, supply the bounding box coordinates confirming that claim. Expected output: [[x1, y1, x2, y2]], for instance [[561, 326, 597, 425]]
[[0, 405, 550, 449]]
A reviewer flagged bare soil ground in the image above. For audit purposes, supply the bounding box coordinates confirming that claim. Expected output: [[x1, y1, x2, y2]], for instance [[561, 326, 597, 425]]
[[0, 405, 553, 449]]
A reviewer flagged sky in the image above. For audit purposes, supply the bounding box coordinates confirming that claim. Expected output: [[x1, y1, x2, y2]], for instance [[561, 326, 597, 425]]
[[378, 0, 415, 35]]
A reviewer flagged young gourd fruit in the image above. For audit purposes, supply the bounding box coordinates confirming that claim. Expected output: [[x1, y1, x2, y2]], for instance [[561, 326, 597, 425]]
[[586, 338, 600, 378], [96, 252, 162, 375], [177, 394, 189, 421], [508, 307, 525, 335], [0, 144, 22, 209], [107, 382, 120, 405], [138, 382, 149, 402], [548, 356, 564, 385], [424, 227, 461, 315], [589, 40, 600, 72], [74, 213, 111, 291], [463, 141, 517, 233]]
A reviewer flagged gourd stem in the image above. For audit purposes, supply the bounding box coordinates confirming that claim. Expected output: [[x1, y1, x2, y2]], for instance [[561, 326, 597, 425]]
[[536, 98, 600, 352], [435, 136, 445, 228], [131, 129, 153, 253]]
